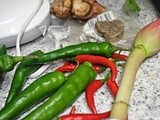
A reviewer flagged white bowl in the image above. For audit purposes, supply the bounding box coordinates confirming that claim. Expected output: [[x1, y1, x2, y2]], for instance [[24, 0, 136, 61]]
[[0, 0, 51, 48]]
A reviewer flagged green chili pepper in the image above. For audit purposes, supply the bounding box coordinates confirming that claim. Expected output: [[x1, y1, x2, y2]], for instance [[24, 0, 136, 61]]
[[0, 42, 117, 72], [21, 42, 117, 65], [23, 62, 97, 120], [0, 55, 23, 72], [5, 50, 44, 105], [0, 45, 7, 86], [0, 52, 39, 73], [0, 71, 66, 120]]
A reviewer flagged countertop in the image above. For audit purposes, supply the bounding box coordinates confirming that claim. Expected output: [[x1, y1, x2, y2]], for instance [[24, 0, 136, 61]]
[[0, 0, 160, 120]]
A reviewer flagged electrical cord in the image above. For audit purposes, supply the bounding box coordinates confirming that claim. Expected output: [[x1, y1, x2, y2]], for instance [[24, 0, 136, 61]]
[[16, 0, 52, 78], [16, 0, 43, 56]]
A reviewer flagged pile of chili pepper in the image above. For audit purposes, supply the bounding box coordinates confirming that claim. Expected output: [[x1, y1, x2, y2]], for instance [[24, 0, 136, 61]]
[[55, 54, 128, 119], [54, 53, 127, 120], [0, 41, 128, 120], [23, 62, 97, 120]]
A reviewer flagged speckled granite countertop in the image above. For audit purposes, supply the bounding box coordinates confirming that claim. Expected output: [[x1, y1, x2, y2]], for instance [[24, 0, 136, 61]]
[[0, 0, 159, 120]]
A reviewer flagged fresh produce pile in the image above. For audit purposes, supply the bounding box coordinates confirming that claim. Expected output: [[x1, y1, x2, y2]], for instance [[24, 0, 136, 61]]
[[0, 2, 160, 120], [0, 41, 128, 120]]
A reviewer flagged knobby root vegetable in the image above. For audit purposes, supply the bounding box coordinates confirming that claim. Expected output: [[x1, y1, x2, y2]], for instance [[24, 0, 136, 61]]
[[72, 0, 106, 20], [50, 0, 72, 19], [50, 0, 106, 20], [110, 19, 160, 120]]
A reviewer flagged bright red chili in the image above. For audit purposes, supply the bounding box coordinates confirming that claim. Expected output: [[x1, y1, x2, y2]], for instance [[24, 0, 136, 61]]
[[93, 65, 106, 73], [85, 79, 105, 114], [106, 77, 119, 97], [57, 111, 110, 120], [57, 103, 110, 120], [111, 53, 128, 61], [74, 54, 117, 82], [85, 71, 117, 114], [69, 106, 76, 115], [56, 62, 76, 72], [56, 61, 106, 73]]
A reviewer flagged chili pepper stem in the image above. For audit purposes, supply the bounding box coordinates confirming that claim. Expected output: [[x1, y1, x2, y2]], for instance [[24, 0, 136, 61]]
[[110, 45, 146, 120], [13, 55, 39, 64], [12, 56, 24, 63]]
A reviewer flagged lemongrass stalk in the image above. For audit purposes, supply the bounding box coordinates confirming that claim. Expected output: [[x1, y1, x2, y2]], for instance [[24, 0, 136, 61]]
[[110, 45, 146, 119], [110, 19, 160, 120]]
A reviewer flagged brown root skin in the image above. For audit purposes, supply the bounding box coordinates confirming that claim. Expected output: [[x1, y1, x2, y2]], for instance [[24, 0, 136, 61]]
[[50, 0, 72, 19], [72, 0, 106, 20], [50, 0, 106, 20], [91, 1, 106, 18], [72, 0, 92, 18], [83, 0, 95, 4]]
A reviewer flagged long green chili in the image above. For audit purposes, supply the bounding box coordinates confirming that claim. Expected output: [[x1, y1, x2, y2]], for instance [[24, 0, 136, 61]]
[[5, 50, 44, 105], [0, 71, 66, 120], [23, 62, 97, 120], [21, 42, 117, 65]]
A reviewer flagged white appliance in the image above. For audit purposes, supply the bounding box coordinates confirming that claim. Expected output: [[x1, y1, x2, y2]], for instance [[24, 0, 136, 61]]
[[0, 0, 51, 48]]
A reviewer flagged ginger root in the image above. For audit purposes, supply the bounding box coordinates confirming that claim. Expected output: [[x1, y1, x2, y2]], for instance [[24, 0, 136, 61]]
[[50, 0, 106, 20], [50, 0, 72, 19]]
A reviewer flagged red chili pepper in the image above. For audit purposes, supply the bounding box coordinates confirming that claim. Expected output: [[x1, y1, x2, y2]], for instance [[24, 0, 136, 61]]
[[85, 71, 117, 114], [56, 62, 76, 72], [58, 111, 110, 120], [75, 54, 117, 82], [63, 61, 72, 66], [85, 79, 105, 114], [93, 65, 106, 73], [56, 61, 106, 73], [106, 77, 119, 97], [69, 106, 76, 114], [112, 53, 128, 61]]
